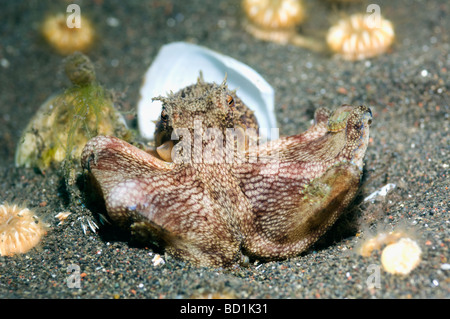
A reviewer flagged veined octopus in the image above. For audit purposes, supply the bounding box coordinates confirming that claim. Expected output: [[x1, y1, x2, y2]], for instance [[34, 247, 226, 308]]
[[81, 77, 372, 267]]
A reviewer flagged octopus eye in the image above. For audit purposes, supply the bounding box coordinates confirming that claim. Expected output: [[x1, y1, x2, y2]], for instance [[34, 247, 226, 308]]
[[226, 95, 235, 107]]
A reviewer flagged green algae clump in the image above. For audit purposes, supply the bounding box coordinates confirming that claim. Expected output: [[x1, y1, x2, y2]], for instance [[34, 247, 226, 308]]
[[15, 52, 131, 174]]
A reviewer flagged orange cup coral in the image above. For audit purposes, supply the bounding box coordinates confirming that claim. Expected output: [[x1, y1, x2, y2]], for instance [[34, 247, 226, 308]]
[[326, 13, 395, 60], [243, 0, 306, 30], [41, 13, 95, 55], [0, 203, 47, 256], [242, 0, 306, 44]]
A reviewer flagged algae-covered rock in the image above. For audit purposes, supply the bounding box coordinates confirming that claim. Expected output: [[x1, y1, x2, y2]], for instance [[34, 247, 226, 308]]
[[15, 53, 131, 173]]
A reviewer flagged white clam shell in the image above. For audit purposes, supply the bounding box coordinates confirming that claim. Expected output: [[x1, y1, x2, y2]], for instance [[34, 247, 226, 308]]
[[137, 42, 276, 140]]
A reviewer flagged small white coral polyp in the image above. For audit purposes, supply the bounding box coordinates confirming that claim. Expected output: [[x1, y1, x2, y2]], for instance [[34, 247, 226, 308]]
[[0, 203, 47, 256], [326, 13, 395, 61], [356, 223, 422, 275], [381, 238, 422, 275]]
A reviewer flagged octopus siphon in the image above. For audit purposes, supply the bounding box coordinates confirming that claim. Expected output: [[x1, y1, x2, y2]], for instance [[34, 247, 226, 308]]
[[81, 77, 372, 267]]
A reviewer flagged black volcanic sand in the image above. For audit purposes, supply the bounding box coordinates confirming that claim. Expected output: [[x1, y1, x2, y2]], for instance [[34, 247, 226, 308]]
[[0, 0, 448, 299]]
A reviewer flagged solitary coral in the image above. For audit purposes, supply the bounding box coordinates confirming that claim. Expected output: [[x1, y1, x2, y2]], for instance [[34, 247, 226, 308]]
[[41, 13, 95, 55], [356, 227, 406, 257], [242, 0, 306, 44], [355, 223, 422, 275], [381, 237, 422, 275], [326, 13, 395, 60], [0, 203, 47, 256], [243, 0, 306, 30]]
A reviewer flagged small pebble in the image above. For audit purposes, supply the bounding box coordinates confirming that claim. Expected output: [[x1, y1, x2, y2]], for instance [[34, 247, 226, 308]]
[[440, 263, 450, 270]]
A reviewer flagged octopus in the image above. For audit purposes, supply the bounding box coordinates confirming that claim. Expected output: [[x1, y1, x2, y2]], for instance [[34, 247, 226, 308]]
[[81, 77, 372, 267], [152, 76, 259, 161]]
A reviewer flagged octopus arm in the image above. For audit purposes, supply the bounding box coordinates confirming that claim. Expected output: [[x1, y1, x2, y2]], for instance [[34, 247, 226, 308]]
[[242, 162, 362, 259]]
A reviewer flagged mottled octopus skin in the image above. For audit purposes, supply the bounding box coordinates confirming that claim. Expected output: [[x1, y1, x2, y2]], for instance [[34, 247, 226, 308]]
[[81, 103, 372, 267], [153, 76, 259, 148]]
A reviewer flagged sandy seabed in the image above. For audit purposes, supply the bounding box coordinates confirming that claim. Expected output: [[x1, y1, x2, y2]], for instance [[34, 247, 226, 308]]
[[0, 0, 448, 299]]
